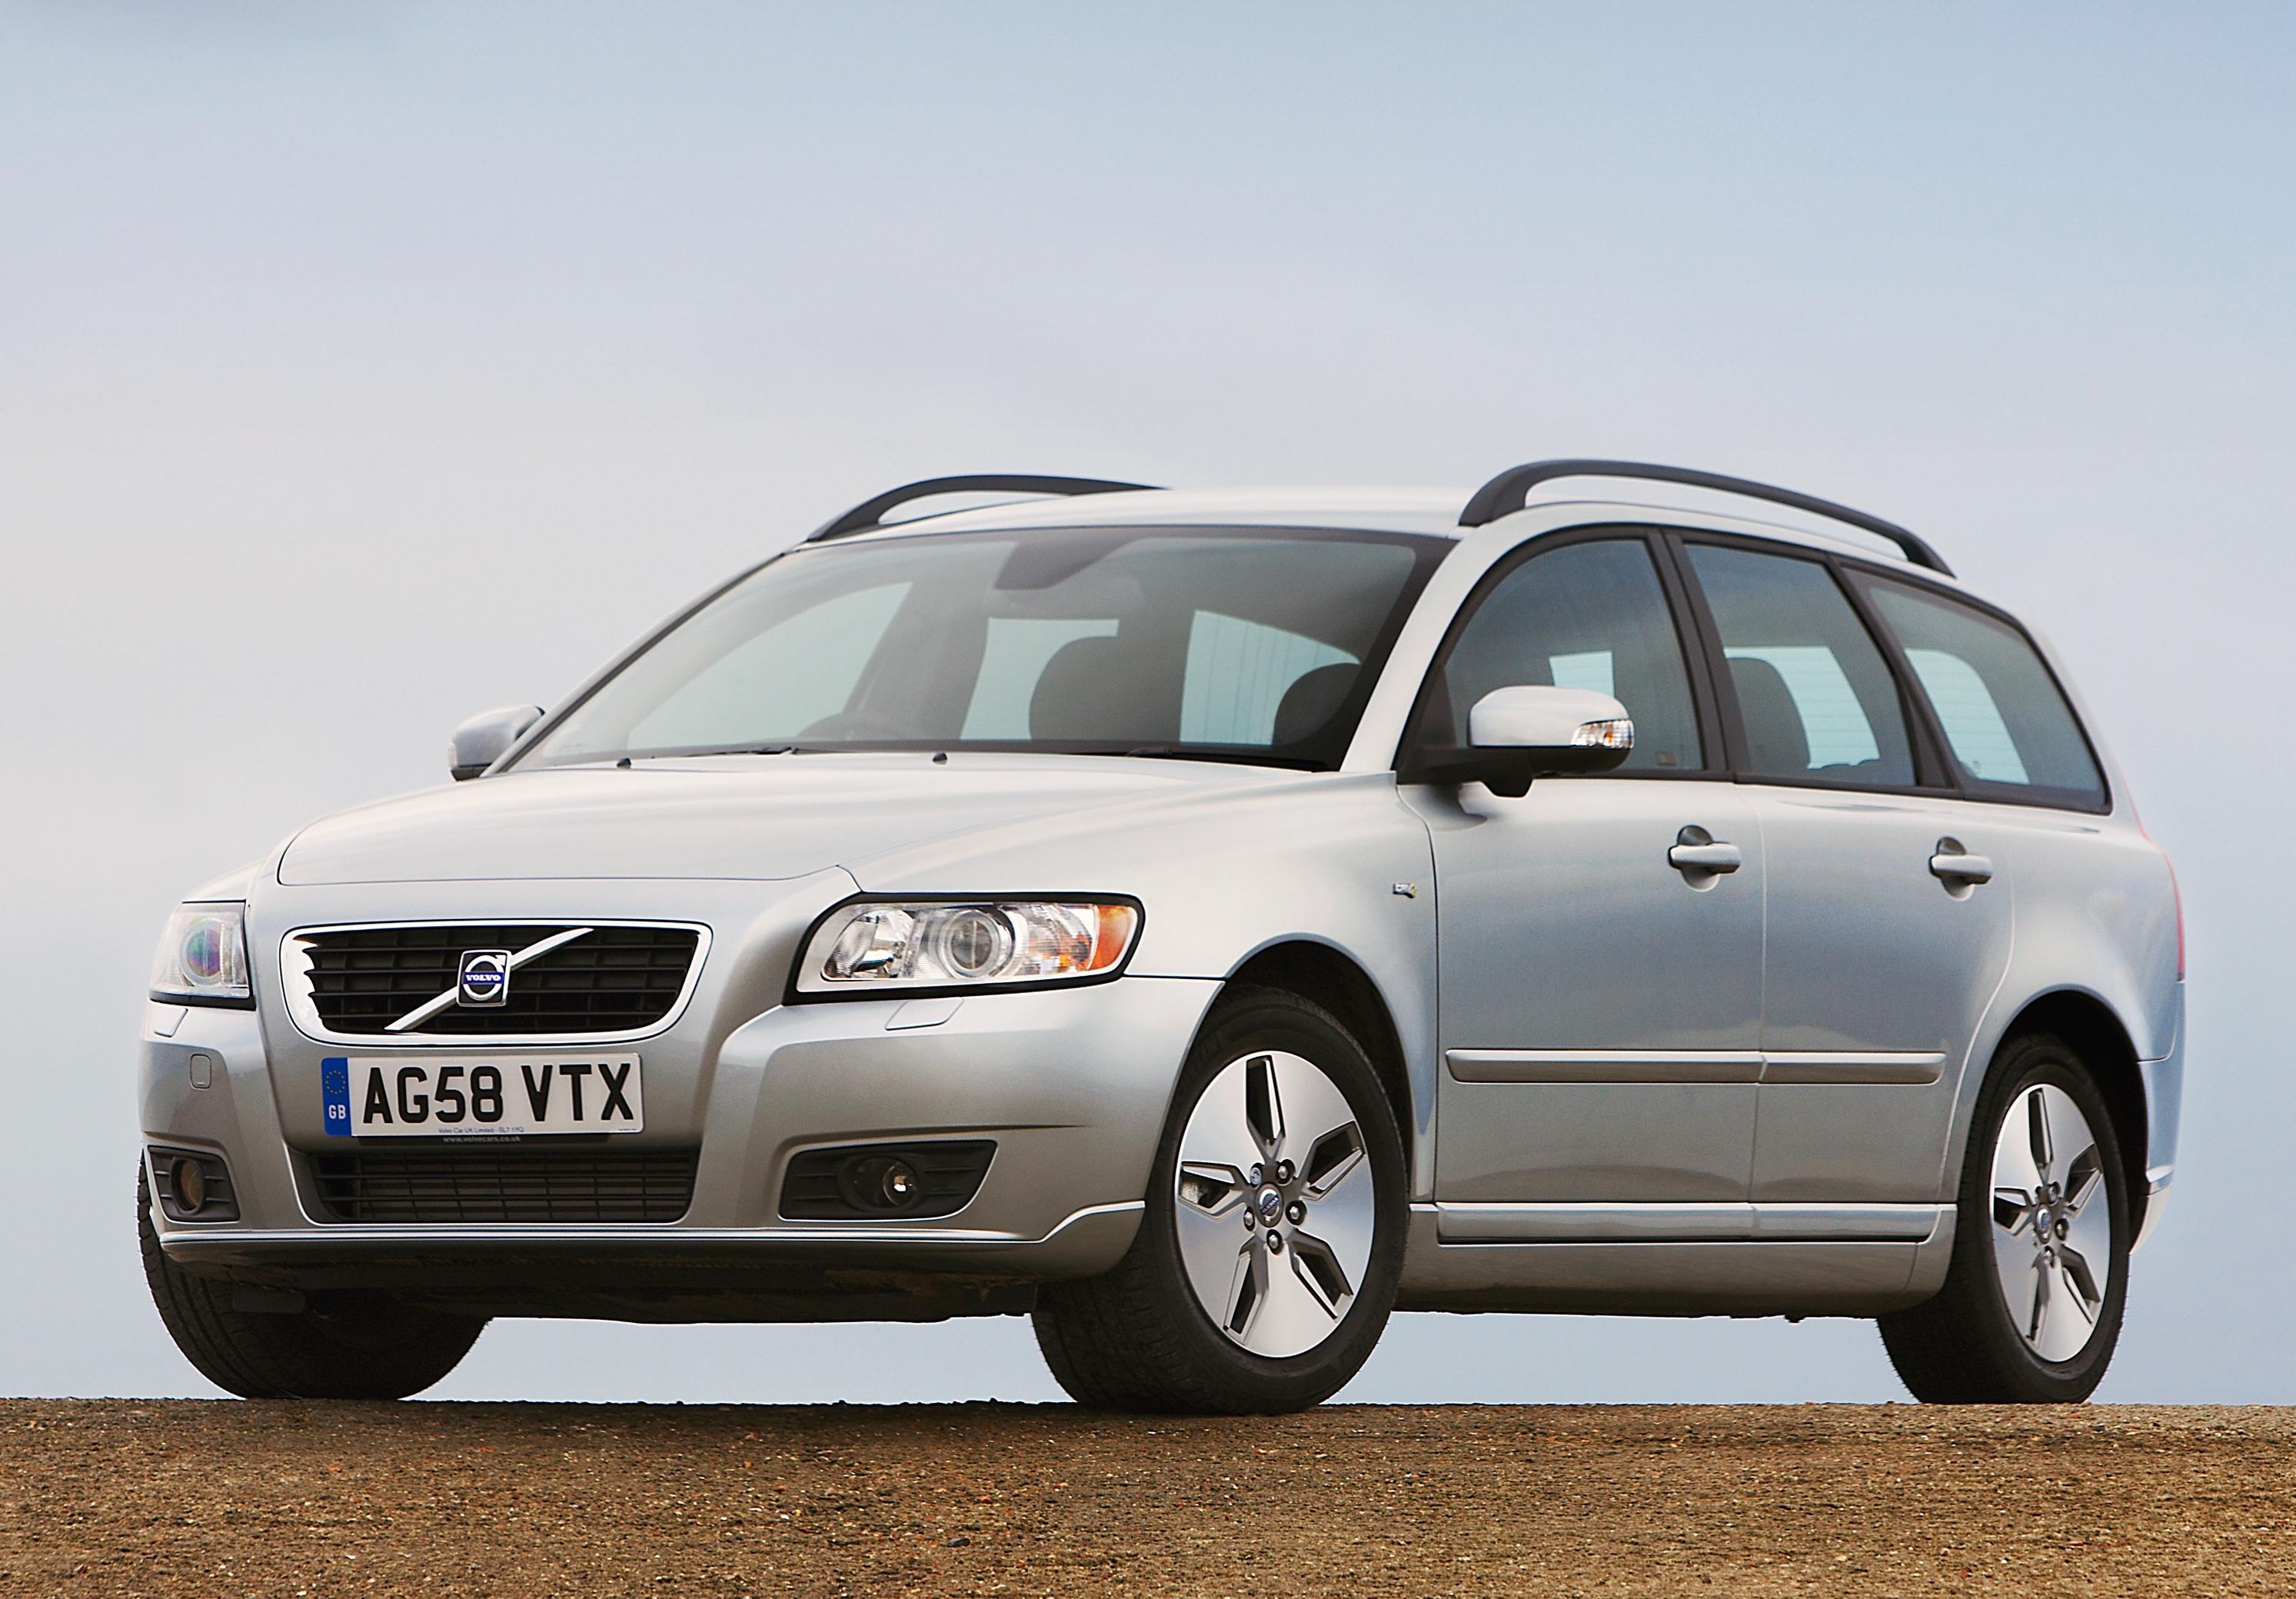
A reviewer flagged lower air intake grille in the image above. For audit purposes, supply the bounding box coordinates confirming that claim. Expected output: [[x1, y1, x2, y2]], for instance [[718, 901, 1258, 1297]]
[[310, 1147, 700, 1224]]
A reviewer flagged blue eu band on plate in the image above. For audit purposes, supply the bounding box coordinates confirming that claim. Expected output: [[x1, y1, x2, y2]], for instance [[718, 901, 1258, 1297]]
[[323, 1054, 644, 1138]]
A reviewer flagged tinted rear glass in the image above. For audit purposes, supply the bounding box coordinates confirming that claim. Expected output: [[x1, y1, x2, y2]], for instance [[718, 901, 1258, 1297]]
[[1856, 576, 2107, 810], [1685, 544, 1917, 789]]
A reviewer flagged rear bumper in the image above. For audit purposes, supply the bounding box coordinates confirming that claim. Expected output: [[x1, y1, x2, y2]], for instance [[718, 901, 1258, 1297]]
[[2133, 981, 2185, 1251], [141, 974, 1219, 1310]]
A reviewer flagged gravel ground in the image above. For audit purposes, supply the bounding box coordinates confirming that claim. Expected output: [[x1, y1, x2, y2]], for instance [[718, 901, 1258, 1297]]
[[4, 1400, 2292, 1596]]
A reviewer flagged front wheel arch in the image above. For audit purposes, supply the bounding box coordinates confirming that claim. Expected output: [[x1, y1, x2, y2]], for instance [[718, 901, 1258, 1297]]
[[1219, 941, 1418, 1191], [1033, 986, 1408, 1412]]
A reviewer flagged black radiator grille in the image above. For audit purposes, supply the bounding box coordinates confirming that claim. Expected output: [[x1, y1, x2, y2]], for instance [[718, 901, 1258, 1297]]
[[298, 924, 701, 1036], [310, 1147, 700, 1223]]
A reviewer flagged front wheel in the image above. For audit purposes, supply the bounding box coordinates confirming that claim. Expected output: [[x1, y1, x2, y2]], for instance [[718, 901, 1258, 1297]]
[[1879, 1032, 2131, 1402], [139, 1165, 486, 1399], [1033, 989, 1406, 1413]]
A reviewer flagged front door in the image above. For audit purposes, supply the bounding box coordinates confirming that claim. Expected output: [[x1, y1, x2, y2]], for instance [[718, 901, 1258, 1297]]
[[1408, 534, 1765, 1230]]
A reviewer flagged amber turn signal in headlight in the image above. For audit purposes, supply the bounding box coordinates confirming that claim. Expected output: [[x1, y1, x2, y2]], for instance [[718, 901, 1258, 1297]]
[[794, 899, 1140, 997]]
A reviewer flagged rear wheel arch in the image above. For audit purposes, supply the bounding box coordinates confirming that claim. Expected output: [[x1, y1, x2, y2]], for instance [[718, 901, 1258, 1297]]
[[1219, 941, 1416, 1190], [1992, 990, 2148, 1233]]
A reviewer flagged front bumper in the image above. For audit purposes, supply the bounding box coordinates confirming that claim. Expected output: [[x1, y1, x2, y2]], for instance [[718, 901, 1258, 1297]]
[[141, 971, 1219, 1314]]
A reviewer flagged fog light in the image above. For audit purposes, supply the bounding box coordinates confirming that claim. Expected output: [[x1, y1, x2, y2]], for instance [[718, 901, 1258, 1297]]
[[170, 1156, 208, 1214], [838, 1154, 923, 1213]]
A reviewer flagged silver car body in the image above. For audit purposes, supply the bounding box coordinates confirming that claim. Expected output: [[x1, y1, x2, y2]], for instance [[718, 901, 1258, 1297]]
[[141, 484, 2183, 1323]]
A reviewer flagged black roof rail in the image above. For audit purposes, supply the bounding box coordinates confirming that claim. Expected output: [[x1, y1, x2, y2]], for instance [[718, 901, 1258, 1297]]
[[804, 475, 1160, 543], [1457, 458, 1952, 576]]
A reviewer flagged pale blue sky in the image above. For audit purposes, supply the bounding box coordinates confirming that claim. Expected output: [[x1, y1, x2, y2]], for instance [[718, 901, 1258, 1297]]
[[3, 2, 2290, 1401]]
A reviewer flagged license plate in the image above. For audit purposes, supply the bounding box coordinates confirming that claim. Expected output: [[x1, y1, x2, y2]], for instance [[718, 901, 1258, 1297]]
[[322, 1054, 644, 1138]]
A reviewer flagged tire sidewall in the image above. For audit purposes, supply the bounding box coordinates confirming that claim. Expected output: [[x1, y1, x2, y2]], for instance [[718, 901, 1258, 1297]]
[[1143, 993, 1408, 1410], [1958, 1037, 2131, 1401]]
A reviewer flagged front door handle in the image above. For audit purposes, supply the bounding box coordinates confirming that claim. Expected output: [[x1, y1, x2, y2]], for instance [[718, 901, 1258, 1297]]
[[1669, 825, 1743, 875], [1930, 838, 1994, 886]]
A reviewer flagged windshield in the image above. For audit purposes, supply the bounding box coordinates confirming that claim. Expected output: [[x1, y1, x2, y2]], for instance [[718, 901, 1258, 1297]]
[[517, 525, 1448, 770]]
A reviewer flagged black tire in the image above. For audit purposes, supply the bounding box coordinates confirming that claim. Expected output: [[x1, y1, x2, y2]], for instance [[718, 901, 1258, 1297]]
[[138, 1165, 486, 1399], [1033, 988, 1407, 1414], [1878, 1031, 2131, 1403]]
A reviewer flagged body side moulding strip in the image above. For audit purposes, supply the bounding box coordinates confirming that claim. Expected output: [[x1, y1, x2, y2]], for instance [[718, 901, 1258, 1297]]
[[1445, 1050, 1762, 1084], [1757, 1052, 1946, 1085], [1445, 1049, 1945, 1086]]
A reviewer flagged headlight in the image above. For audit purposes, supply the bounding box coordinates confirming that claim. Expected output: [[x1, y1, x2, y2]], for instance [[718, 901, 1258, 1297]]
[[150, 904, 253, 1007], [794, 898, 1141, 998]]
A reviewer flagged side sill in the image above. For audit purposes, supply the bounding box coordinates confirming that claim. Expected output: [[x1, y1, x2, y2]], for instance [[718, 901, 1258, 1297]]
[[1397, 1204, 1955, 1315], [1433, 1201, 1945, 1244]]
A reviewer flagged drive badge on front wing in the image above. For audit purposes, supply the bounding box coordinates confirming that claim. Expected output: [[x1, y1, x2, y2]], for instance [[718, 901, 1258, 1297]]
[[321, 1054, 644, 1138]]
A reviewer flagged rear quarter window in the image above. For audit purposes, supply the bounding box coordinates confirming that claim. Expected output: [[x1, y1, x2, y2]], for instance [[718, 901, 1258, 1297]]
[[1855, 576, 2108, 811]]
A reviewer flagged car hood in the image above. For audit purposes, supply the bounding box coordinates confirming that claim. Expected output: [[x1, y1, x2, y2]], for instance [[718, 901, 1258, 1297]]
[[275, 754, 1268, 885]]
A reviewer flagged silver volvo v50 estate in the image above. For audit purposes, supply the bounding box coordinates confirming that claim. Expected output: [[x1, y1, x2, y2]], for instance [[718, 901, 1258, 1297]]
[[138, 461, 2183, 1411]]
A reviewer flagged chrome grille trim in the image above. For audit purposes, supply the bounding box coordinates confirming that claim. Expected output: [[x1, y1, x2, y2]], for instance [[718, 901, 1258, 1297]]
[[382, 926, 597, 1032], [279, 919, 712, 1047]]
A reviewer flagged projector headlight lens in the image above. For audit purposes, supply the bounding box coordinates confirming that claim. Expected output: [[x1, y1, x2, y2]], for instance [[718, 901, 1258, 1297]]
[[150, 904, 252, 1007], [800, 899, 1140, 996]]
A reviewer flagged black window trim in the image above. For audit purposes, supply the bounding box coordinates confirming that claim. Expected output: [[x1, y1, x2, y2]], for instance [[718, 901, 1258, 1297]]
[[1393, 525, 1728, 784], [1843, 564, 2115, 816], [1662, 528, 2114, 816], [1662, 530, 1956, 797]]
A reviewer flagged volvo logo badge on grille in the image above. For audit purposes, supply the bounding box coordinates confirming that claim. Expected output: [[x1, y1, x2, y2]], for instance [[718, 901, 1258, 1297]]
[[457, 949, 513, 1008]]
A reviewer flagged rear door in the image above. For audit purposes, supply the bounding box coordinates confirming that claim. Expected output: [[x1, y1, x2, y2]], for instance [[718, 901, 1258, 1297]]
[[1675, 540, 2014, 1206]]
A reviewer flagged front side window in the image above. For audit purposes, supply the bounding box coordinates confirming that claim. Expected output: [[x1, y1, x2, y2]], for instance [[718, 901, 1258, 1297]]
[[1427, 538, 1703, 773], [518, 527, 1445, 769], [1685, 543, 1916, 788], [1856, 576, 2107, 808]]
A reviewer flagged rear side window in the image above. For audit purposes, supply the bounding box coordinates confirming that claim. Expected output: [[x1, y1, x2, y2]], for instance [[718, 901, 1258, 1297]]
[[1856, 577, 2107, 809], [1684, 543, 1916, 789]]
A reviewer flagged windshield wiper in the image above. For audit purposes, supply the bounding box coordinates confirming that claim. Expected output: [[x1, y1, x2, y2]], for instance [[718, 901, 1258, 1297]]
[[650, 745, 803, 760], [1100, 745, 1319, 769]]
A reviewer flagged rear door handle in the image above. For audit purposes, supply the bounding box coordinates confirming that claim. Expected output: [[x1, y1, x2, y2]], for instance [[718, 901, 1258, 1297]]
[[1930, 838, 1994, 886], [1669, 825, 1743, 875]]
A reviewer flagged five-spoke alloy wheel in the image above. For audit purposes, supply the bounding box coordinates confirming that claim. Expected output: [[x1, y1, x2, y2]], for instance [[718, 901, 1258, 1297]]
[[1880, 1031, 2130, 1403], [1988, 1081, 2114, 1363], [1174, 1049, 1377, 1358], [1033, 988, 1406, 1413]]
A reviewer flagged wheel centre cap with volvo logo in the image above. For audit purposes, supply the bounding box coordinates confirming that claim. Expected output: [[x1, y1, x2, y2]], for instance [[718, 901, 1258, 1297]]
[[457, 949, 513, 1008]]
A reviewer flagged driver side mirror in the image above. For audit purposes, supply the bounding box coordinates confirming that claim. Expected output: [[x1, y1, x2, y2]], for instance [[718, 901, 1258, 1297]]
[[448, 704, 544, 781], [1403, 686, 1634, 798]]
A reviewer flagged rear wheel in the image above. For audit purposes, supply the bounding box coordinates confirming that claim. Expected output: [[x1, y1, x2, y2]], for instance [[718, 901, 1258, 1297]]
[[1879, 1033, 2130, 1402], [138, 1165, 486, 1399], [1033, 989, 1406, 1413]]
